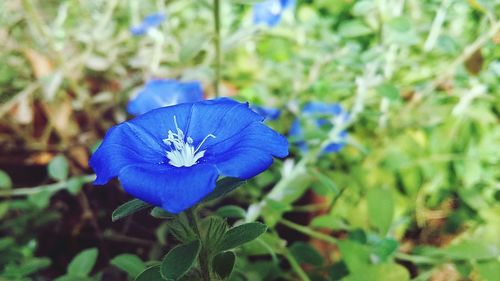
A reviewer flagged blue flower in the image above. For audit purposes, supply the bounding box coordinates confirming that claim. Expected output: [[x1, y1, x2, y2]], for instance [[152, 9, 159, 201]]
[[127, 79, 204, 116], [130, 13, 166, 36], [253, 0, 295, 27], [90, 98, 288, 214], [251, 105, 281, 121], [289, 102, 349, 153]]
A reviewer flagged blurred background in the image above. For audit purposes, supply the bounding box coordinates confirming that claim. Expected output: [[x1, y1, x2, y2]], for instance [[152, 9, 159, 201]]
[[0, 0, 499, 280]]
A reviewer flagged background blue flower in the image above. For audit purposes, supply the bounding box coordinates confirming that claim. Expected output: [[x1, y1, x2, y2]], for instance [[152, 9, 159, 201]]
[[130, 13, 166, 36], [289, 102, 349, 153], [251, 105, 281, 120], [127, 79, 204, 116], [90, 98, 288, 214], [253, 0, 295, 27]]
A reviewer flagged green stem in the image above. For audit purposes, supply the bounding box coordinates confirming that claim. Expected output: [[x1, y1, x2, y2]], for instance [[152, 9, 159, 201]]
[[213, 0, 221, 97], [280, 219, 441, 266], [282, 248, 312, 281], [0, 174, 96, 197], [280, 219, 338, 245], [187, 208, 212, 281]]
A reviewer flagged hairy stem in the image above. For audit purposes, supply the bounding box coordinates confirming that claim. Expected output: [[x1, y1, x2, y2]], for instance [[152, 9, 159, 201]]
[[187, 208, 212, 281]]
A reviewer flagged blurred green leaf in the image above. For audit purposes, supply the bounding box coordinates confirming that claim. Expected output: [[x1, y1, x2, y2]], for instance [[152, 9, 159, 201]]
[[66, 177, 83, 195], [28, 189, 54, 209], [290, 242, 324, 267], [367, 188, 394, 235], [476, 260, 500, 281], [376, 84, 400, 101], [110, 254, 145, 278], [343, 263, 409, 281], [338, 20, 373, 37], [67, 248, 98, 277], [441, 241, 499, 260], [48, 154, 69, 181], [0, 170, 12, 189], [338, 240, 371, 273]]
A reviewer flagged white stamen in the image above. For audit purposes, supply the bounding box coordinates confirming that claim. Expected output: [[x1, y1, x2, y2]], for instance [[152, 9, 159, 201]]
[[162, 116, 216, 167]]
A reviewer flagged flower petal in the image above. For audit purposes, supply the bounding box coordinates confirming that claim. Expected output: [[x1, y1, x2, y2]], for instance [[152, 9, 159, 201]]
[[186, 98, 263, 149], [128, 102, 194, 145], [127, 80, 203, 116], [207, 122, 288, 179], [118, 163, 218, 214], [89, 124, 167, 185]]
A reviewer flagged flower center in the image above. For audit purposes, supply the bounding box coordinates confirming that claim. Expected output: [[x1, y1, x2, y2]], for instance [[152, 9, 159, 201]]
[[162, 116, 216, 168]]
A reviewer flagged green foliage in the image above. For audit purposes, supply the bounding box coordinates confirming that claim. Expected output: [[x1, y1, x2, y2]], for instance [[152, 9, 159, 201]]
[[67, 248, 98, 277], [135, 265, 163, 281], [218, 222, 267, 252], [112, 199, 151, 222], [1, 0, 499, 280], [110, 254, 146, 278], [212, 251, 236, 280], [48, 155, 69, 181], [367, 188, 394, 235], [343, 263, 409, 281], [202, 178, 246, 202], [160, 240, 201, 281], [0, 170, 12, 189]]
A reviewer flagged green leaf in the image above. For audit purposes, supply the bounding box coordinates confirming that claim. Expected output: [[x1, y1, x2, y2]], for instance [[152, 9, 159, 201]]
[[343, 263, 409, 281], [311, 215, 349, 231], [11, 257, 51, 277], [112, 199, 151, 222], [110, 254, 145, 278], [0, 169, 12, 189], [290, 242, 324, 267], [135, 265, 163, 281], [441, 241, 499, 260], [160, 239, 201, 280], [67, 248, 98, 277], [28, 189, 54, 209], [202, 178, 246, 202], [219, 222, 267, 251], [216, 205, 246, 219], [179, 34, 208, 62], [310, 169, 339, 195], [367, 188, 394, 235], [54, 275, 94, 281], [201, 216, 228, 251], [67, 177, 83, 195], [48, 154, 69, 181], [212, 251, 236, 280], [376, 84, 400, 101], [167, 214, 197, 243], [476, 260, 500, 281], [338, 20, 373, 37], [150, 207, 174, 219], [338, 240, 371, 273], [372, 238, 399, 262]]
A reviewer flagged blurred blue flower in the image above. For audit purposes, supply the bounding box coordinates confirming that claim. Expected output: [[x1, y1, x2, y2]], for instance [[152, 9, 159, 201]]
[[289, 102, 349, 153], [130, 13, 166, 36], [127, 79, 204, 116], [90, 98, 288, 214], [253, 0, 295, 27], [251, 105, 281, 120]]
